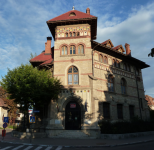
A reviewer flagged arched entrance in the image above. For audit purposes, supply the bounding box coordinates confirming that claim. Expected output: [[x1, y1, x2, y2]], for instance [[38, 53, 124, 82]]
[[65, 101, 81, 130]]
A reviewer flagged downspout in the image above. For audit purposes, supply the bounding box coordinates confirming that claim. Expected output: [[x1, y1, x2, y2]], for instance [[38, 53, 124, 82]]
[[134, 67, 142, 120]]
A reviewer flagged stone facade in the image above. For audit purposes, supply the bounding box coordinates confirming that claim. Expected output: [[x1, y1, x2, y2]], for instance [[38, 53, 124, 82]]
[[30, 8, 150, 138]]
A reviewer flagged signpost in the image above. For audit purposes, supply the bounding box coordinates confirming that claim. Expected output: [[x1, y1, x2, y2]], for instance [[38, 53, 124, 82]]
[[3, 117, 9, 123], [2, 122, 7, 140], [29, 116, 35, 123]]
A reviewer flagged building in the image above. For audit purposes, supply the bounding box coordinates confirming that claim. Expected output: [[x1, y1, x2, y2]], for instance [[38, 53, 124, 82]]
[[0, 98, 9, 127], [30, 7, 150, 138], [145, 95, 154, 110]]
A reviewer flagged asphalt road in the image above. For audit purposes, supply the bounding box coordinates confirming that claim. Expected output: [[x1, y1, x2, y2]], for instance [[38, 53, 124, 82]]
[[0, 141, 154, 150]]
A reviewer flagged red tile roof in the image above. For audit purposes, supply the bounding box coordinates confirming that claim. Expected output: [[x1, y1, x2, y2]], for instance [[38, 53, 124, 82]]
[[0, 98, 8, 107], [48, 10, 96, 22], [30, 52, 52, 62], [40, 58, 53, 66], [113, 45, 121, 50], [101, 39, 110, 45]]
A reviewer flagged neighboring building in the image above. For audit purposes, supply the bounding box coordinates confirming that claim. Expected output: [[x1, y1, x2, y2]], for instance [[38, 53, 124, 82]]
[[0, 98, 9, 127], [145, 95, 154, 110], [30, 7, 150, 138]]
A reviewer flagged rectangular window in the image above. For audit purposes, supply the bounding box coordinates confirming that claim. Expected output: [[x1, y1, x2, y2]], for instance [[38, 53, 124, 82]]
[[103, 103, 110, 119], [117, 104, 123, 119], [129, 105, 134, 119], [68, 74, 72, 84]]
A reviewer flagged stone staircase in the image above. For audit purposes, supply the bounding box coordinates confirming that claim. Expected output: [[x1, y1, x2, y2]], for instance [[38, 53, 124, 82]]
[[53, 130, 96, 139]]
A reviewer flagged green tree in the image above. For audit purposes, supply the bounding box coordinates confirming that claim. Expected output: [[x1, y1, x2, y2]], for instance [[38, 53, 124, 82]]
[[0, 64, 62, 128]]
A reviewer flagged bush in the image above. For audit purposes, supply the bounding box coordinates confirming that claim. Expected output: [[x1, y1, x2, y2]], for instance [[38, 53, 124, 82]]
[[98, 118, 154, 134]]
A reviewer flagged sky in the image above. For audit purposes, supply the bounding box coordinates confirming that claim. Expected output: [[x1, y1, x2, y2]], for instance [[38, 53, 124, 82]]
[[0, 0, 154, 97]]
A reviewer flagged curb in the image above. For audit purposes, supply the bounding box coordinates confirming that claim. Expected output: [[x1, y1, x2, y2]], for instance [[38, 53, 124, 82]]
[[0, 139, 154, 148]]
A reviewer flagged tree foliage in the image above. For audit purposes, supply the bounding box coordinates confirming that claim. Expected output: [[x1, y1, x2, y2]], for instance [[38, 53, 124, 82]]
[[0, 87, 17, 120], [0, 64, 62, 111]]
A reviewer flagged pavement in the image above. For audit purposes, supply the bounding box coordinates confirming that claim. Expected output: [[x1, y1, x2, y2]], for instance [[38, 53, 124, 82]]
[[0, 128, 154, 148]]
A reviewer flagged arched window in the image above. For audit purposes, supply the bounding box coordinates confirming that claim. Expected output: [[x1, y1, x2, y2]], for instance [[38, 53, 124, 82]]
[[123, 63, 127, 70], [99, 55, 103, 62], [116, 60, 120, 68], [104, 56, 108, 64], [69, 32, 72, 37], [73, 32, 76, 37], [113, 59, 116, 67], [62, 46, 67, 55], [70, 45, 76, 54], [65, 33, 68, 37], [78, 45, 84, 54], [68, 66, 79, 85], [108, 75, 114, 92], [121, 78, 126, 94]]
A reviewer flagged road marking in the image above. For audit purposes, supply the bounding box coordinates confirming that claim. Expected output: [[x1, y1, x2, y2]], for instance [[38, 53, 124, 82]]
[[12, 145, 25, 150], [0, 146, 12, 150], [23, 146, 33, 150], [34, 146, 42, 150], [55, 146, 62, 150], [45, 146, 53, 150]]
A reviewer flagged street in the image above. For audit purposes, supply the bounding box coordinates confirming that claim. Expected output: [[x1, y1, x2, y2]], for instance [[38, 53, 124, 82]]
[[0, 141, 154, 150]]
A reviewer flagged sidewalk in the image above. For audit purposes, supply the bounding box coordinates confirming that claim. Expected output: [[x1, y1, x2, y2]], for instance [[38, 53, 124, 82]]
[[0, 129, 154, 147]]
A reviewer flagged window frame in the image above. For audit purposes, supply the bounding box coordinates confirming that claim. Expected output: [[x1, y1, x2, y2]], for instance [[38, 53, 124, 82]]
[[108, 75, 114, 92], [78, 44, 84, 54], [121, 78, 126, 95], [61, 46, 68, 55], [117, 104, 123, 119], [99, 54, 103, 63], [69, 45, 76, 55], [129, 105, 135, 119], [104, 56, 108, 64], [67, 66, 79, 85], [103, 102, 110, 119]]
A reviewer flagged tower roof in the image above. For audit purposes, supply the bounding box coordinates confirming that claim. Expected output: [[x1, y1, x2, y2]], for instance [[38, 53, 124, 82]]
[[47, 9, 97, 40], [48, 10, 96, 22]]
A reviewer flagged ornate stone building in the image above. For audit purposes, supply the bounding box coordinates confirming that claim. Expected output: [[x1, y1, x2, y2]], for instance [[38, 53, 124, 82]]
[[30, 7, 150, 138]]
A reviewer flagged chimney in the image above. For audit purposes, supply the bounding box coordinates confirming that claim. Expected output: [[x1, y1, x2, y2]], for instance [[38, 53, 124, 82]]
[[86, 8, 90, 15], [45, 37, 52, 54], [125, 43, 131, 56]]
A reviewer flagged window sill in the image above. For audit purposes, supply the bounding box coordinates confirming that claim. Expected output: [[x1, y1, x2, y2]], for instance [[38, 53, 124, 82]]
[[60, 54, 85, 57]]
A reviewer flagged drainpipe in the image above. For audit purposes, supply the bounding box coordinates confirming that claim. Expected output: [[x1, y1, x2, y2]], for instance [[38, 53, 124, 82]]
[[134, 67, 142, 120]]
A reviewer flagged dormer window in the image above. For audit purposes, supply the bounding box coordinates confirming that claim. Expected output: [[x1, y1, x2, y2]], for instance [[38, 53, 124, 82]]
[[69, 12, 76, 16]]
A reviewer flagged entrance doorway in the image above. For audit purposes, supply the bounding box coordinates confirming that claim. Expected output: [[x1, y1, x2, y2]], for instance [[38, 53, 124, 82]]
[[65, 101, 81, 130]]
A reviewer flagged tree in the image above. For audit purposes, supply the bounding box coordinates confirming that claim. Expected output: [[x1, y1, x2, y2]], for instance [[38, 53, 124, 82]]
[[0, 86, 17, 122], [0, 64, 62, 128], [148, 48, 154, 57]]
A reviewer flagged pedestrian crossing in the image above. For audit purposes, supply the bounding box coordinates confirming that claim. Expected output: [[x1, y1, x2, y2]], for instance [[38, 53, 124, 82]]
[[0, 145, 61, 150]]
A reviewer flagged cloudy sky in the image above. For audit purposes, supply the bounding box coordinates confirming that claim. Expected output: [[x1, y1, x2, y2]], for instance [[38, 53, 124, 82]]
[[0, 0, 154, 97]]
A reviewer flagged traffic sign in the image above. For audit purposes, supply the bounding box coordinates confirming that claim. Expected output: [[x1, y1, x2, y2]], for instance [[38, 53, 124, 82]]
[[3, 122, 7, 128], [29, 116, 35, 123], [3, 117, 9, 123], [33, 110, 40, 113]]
